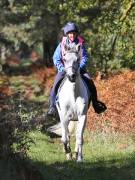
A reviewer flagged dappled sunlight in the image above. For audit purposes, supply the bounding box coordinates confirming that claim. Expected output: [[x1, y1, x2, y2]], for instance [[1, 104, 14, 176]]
[[28, 131, 135, 180], [0, 66, 135, 179]]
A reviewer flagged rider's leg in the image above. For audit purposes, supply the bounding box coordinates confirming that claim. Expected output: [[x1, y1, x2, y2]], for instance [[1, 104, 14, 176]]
[[81, 70, 107, 114], [47, 71, 65, 116]]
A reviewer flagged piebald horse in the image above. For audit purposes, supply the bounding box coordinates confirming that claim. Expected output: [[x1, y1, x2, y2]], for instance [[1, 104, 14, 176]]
[[56, 43, 90, 162]]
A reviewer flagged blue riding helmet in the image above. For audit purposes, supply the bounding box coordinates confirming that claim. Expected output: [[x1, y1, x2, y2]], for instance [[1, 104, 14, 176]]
[[64, 22, 78, 35]]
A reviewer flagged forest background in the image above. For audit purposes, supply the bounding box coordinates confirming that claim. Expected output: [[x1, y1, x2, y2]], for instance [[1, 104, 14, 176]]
[[0, 0, 134, 72], [0, 1, 135, 180]]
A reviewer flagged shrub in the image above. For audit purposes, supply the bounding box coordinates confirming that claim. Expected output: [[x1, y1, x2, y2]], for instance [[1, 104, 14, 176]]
[[0, 92, 33, 159]]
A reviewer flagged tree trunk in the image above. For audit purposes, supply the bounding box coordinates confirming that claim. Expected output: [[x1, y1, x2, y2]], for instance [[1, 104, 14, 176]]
[[43, 39, 58, 67]]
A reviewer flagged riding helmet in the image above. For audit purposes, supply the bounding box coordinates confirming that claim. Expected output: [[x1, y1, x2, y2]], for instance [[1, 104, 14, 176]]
[[63, 22, 78, 35]]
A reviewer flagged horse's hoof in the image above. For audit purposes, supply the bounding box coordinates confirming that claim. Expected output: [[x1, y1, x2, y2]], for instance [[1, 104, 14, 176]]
[[66, 153, 72, 160], [77, 156, 83, 163], [77, 159, 83, 163], [72, 152, 78, 161]]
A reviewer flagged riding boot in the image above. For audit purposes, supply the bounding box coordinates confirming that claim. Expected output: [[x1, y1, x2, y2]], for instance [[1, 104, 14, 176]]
[[82, 75, 107, 114], [47, 87, 57, 117], [88, 79, 107, 114], [47, 72, 65, 117]]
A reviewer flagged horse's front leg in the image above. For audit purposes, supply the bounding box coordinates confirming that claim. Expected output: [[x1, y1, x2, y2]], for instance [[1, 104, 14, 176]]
[[75, 114, 86, 162], [63, 140, 72, 160], [60, 118, 72, 160]]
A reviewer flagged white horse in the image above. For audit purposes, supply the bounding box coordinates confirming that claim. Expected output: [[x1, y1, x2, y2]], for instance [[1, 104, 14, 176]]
[[56, 43, 90, 162]]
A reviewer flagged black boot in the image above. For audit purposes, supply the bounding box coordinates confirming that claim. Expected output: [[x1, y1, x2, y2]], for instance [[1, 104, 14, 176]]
[[82, 76, 107, 114], [92, 100, 107, 114], [89, 79, 107, 114], [47, 76, 64, 117]]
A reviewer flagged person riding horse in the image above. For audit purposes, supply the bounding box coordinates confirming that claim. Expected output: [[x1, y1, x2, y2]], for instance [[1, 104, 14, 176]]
[[47, 22, 107, 116]]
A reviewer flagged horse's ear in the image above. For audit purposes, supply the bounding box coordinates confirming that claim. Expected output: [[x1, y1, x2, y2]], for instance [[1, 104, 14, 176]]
[[64, 44, 68, 51], [64, 44, 70, 51], [76, 44, 81, 52]]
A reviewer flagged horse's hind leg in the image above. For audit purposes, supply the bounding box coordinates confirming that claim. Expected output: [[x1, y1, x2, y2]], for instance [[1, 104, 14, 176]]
[[75, 115, 86, 162]]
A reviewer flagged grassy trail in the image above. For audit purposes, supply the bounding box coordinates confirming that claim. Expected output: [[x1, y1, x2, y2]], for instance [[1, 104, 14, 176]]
[[28, 130, 135, 180]]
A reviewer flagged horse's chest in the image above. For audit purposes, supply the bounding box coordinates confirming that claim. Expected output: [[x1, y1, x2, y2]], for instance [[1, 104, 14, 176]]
[[65, 105, 78, 120], [57, 80, 88, 118], [65, 97, 86, 117]]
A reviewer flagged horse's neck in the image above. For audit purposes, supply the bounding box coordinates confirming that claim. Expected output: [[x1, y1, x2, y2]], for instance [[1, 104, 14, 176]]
[[66, 75, 83, 97]]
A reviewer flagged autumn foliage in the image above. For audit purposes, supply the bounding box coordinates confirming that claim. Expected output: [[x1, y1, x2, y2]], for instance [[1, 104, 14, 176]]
[[87, 70, 135, 134], [0, 67, 135, 135]]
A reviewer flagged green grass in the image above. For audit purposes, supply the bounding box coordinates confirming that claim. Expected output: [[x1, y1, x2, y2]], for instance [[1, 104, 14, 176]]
[[0, 160, 19, 180], [9, 75, 48, 102], [28, 130, 135, 180], [1, 71, 135, 180]]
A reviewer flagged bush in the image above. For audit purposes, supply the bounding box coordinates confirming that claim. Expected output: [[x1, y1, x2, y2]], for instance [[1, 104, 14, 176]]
[[0, 92, 33, 159]]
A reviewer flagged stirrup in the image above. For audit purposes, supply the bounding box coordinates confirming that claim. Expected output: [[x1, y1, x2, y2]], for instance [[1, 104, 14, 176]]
[[47, 106, 56, 117], [93, 101, 107, 114]]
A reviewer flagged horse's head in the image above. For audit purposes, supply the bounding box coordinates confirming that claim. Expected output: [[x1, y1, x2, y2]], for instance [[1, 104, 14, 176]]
[[63, 43, 81, 82]]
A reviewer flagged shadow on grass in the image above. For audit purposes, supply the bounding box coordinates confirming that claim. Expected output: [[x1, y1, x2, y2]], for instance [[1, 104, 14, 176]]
[[31, 156, 135, 180], [1, 155, 135, 180]]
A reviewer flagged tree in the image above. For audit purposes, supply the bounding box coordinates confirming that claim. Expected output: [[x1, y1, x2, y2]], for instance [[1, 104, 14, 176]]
[[0, 0, 134, 71], [82, 0, 135, 72]]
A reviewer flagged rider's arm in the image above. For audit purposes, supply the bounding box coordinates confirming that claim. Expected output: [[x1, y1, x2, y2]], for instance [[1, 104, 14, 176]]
[[53, 43, 65, 72], [80, 45, 88, 70]]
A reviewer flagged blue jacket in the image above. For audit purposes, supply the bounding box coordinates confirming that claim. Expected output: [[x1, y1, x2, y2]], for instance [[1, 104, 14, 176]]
[[53, 37, 88, 72]]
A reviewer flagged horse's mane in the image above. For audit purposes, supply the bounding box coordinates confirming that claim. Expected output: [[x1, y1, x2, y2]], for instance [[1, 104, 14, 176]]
[[64, 43, 81, 54]]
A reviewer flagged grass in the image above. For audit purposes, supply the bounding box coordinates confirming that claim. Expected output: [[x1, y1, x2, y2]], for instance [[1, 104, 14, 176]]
[[1, 68, 135, 179], [9, 74, 48, 102], [27, 130, 135, 180], [0, 160, 19, 180]]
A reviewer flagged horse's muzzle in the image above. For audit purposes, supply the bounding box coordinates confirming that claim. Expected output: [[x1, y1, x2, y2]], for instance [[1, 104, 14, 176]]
[[67, 74, 76, 82]]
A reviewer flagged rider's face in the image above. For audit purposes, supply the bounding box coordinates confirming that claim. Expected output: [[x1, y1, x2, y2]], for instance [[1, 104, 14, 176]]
[[67, 31, 77, 42]]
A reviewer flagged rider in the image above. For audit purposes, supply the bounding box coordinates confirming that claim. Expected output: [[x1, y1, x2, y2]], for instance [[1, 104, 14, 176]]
[[47, 22, 107, 116]]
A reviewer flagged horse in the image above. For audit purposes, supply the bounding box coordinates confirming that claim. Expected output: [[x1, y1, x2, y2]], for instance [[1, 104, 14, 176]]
[[55, 43, 90, 162]]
